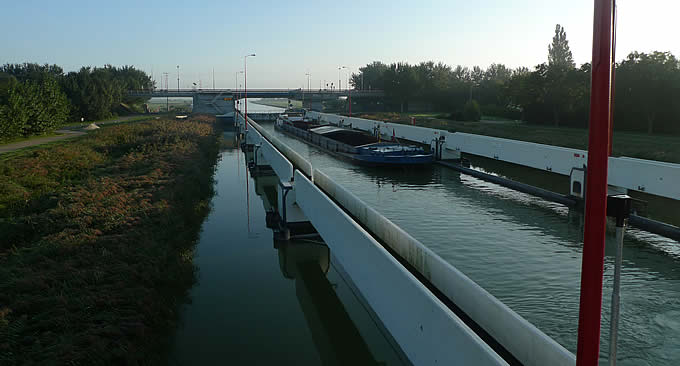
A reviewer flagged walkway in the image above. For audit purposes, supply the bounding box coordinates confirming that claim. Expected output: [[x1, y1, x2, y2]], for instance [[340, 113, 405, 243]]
[[0, 115, 146, 154]]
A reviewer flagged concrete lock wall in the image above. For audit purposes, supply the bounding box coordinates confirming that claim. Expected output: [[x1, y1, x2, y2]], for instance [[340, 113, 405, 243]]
[[295, 170, 509, 366]]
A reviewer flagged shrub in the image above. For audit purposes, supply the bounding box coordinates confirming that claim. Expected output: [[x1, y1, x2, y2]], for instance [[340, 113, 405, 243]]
[[463, 99, 482, 121]]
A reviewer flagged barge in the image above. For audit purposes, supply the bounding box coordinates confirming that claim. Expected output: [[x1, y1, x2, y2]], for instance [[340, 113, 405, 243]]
[[275, 111, 433, 166]]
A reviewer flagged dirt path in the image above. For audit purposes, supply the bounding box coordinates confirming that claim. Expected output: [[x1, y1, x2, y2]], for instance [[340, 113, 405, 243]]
[[0, 115, 148, 154], [0, 130, 85, 154]]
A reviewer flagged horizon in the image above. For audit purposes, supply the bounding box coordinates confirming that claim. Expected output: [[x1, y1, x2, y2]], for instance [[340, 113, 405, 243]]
[[2, 0, 679, 89]]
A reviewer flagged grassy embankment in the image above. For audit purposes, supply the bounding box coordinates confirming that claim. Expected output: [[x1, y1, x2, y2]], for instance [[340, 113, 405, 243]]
[[252, 98, 302, 109], [0, 115, 221, 364], [356, 112, 680, 164]]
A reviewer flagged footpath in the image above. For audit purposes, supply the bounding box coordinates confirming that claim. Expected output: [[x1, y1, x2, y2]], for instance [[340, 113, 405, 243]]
[[0, 115, 146, 154]]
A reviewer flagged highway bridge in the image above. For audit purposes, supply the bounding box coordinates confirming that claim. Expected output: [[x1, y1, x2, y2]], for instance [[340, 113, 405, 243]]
[[126, 89, 385, 114]]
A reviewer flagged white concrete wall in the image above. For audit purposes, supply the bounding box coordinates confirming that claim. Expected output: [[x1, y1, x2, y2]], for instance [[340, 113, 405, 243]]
[[295, 170, 509, 366]]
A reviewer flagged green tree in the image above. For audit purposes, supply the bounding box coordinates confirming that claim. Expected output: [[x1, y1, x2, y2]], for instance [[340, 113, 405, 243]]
[[0, 82, 28, 139], [463, 99, 481, 121], [548, 24, 575, 69], [615, 51, 680, 134], [351, 61, 388, 90], [545, 24, 576, 126], [383, 62, 418, 112]]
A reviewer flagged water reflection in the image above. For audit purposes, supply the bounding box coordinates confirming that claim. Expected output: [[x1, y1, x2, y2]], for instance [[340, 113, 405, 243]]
[[248, 152, 409, 366]]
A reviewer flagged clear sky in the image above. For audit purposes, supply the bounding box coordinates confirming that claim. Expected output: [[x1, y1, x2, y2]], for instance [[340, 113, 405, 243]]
[[2, 0, 678, 89]]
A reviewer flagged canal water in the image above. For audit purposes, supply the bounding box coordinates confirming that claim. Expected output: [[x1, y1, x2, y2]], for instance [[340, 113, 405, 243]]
[[175, 100, 679, 365], [169, 127, 408, 365]]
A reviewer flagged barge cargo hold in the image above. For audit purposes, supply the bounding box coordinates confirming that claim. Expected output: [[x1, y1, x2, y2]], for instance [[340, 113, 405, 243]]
[[275, 117, 433, 166]]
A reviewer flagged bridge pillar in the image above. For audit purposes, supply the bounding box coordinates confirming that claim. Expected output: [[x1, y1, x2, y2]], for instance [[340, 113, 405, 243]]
[[192, 92, 235, 115]]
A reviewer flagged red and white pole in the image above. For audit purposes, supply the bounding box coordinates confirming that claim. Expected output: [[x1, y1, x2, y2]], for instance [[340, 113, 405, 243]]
[[575, 1, 616, 365]]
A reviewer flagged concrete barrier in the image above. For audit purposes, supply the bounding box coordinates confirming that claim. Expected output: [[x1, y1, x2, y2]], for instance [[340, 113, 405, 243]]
[[312, 169, 576, 366], [295, 170, 508, 366]]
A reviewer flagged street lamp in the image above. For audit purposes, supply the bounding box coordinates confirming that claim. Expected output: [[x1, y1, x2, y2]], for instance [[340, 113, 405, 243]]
[[235, 70, 244, 111], [244, 53, 256, 130], [177, 65, 180, 92]]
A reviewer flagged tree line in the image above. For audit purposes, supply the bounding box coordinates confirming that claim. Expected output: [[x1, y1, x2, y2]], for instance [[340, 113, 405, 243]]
[[351, 24, 680, 134], [0, 63, 151, 140]]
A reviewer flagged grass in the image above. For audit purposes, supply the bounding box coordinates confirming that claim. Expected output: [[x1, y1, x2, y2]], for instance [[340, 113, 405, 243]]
[[0, 132, 62, 145], [356, 112, 680, 164], [0, 115, 221, 365]]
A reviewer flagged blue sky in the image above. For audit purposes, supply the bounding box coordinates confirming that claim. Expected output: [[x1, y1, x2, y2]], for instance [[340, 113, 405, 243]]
[[2, 0, 678, 88]]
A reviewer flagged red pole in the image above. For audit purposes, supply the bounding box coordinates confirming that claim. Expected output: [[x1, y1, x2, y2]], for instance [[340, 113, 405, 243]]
[[608, 4, 617, 156], [576, 1, 616, 365]]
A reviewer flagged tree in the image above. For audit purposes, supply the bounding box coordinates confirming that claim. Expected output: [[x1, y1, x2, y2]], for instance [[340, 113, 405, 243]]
[[383, 62, 418, 112], [350, 61, 388, 90], [548, 24, 575, 69], [615, 51, 680, 134], [463, 100, 481, 121], [545, 24, 576, 126]]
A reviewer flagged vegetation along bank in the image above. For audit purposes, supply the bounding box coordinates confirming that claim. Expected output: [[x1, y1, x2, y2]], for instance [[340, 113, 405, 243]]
[[0, 115, 221, 364]]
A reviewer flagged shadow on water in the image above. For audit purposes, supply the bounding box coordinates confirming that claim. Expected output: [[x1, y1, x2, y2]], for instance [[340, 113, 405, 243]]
[[169, 132, 408, 365]]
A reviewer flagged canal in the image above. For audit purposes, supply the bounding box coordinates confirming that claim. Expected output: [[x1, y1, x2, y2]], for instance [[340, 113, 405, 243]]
[[169, 125, 408, 365], [175, 101, 679, 365]]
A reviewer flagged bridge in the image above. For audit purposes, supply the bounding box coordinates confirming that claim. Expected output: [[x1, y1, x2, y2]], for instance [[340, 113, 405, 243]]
[[126, 89, 385, 114]]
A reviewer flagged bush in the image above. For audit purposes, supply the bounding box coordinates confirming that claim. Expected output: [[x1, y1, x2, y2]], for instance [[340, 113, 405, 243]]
[[463, 99, 481, 121], [0, 77, 69, 140]]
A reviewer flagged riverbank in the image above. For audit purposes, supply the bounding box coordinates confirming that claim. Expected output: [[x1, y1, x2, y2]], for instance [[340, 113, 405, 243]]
[[356, 112, 680, 164], [0, 115, 221, 364]]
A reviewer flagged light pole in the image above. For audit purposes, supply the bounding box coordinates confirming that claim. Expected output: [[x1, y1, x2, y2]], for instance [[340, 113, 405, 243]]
[[304, 72, 311, 109], [176, 65, 180, 92], [235, 70, 244, 111], [163, 72, 169, 112], [338, 66, 347, 91], [244, 53, 256, 131]]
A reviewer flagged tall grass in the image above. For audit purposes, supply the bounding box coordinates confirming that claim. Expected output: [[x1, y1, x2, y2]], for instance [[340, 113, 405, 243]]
[[0, 115, 221, 365]]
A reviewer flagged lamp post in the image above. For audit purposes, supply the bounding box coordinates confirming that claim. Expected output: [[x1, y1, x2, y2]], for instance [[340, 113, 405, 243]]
[[176, 65, 180, 92], [244, 53, 256, 131], [163, 72, 169, 112], [235, 70, 244, 112], [304, 72, 311, 108]]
